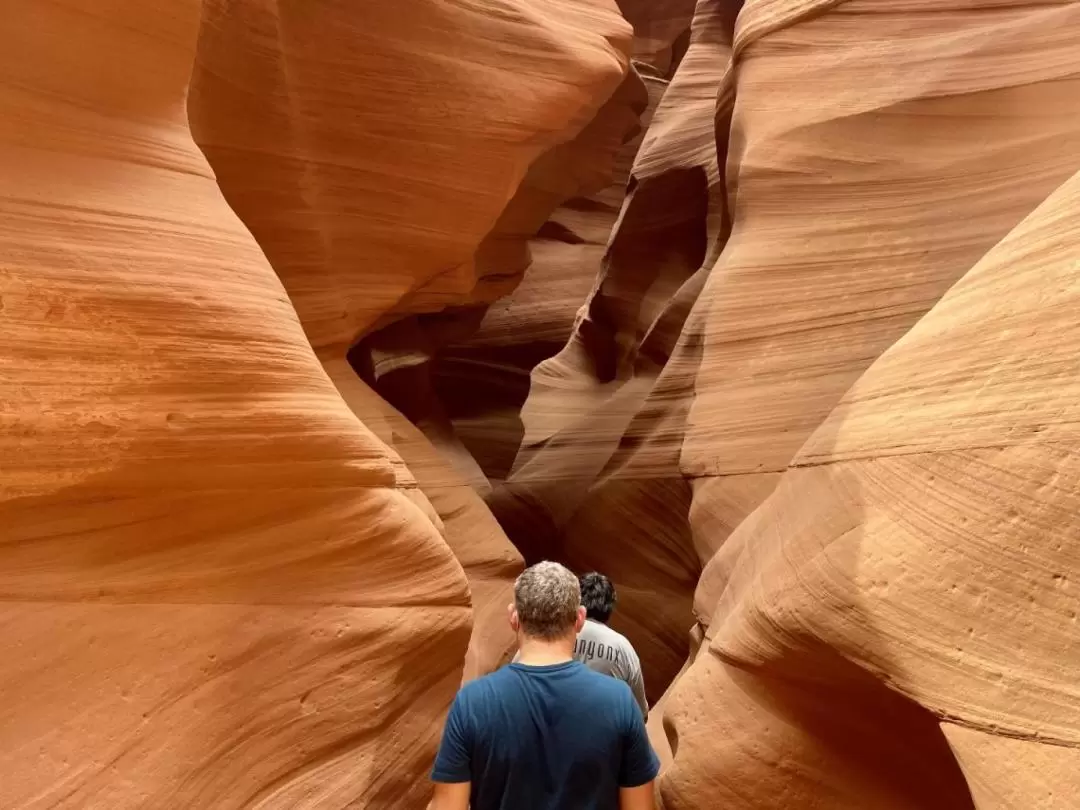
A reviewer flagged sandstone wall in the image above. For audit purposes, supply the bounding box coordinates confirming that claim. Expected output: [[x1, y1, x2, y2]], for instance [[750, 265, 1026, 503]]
[[188, 0, 632, 351], [658, 1, 1080, 805], [1, 0, 633, 805], [685, 0, 1080, 582], [188, 0, 636, 680], [480, 0, 1080, 715], [0, 2, 471, 806], [7, 0, 1080, 807], [663, 167, 1080, 809], [485, 0, 736, 697]]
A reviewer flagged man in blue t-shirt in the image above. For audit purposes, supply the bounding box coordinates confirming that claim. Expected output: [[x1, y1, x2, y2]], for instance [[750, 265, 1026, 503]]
[[431, 561, 660, 810]]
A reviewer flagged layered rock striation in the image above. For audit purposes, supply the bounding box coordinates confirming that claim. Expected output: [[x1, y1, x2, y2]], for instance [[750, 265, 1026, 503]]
[[1, 0, 634, 805], [5, 0, 1080, 808], [663, 166, 1080, 809], [1, 2, 471, 806], [188, 0, 635, 681]]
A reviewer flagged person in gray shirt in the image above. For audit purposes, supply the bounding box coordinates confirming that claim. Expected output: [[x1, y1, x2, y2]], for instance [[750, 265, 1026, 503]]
[[574, 573, 649, 718], [512, 571, 649, 717]]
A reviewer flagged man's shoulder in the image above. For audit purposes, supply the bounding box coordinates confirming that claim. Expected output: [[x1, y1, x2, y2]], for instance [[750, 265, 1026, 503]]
[[456, 666, 516, 700], [608, 626, 636, 650]]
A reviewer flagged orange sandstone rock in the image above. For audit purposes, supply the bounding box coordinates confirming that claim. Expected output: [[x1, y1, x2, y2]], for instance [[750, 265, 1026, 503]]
[[656, 2, 1080, 804], [0, 2, 470, 806], [188, 0, 633, 352], [685, 0, 1080, 619], [188, 2, 639, 685], [664, 167, 1080, 809], [325, 358, 522, 680], [487, 0, 735, 699], [431, 67, 657, 490]]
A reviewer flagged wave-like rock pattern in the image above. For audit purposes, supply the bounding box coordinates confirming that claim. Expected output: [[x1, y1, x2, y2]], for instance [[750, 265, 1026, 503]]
[[685, 0, 1080, 589], [7, 0, 1080, 807], [664, 167, 1080, 809], [419, 65, 652, 491], [484, 0, 1080, 725], [487, 0, 734, 699], [189, 0, 638, 683], [188, 0, 632, 351], [0, 0, 632, 806], [429, 67, 658, 489], [617, 0, 698, 74], [659, 1, 1080, 806], [0, 2, 472, 806]]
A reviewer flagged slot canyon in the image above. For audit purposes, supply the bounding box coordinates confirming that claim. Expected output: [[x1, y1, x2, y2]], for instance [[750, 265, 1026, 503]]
[[3, 0, 1080, 807]]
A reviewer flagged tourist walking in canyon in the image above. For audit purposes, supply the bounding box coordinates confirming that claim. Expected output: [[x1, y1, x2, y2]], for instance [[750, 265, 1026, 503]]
[[510, 572, 649, 717], [574, 572, 649, 718], [430, 561, 660, 810]]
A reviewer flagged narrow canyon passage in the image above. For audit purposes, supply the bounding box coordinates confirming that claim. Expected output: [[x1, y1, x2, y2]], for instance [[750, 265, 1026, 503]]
[[3, 1, 1080, 808]]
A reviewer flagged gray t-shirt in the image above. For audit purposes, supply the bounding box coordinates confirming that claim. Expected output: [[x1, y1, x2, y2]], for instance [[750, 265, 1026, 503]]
[[573, 620, 648, 718], [511, 621, 649, 717]]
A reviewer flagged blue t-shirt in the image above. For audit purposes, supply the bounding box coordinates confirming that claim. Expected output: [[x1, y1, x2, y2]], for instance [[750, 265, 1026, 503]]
[[431, 660, 660, 810]]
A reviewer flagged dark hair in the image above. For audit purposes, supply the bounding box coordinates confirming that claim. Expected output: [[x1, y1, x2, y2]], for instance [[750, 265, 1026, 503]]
[[579, 572, 616, 623]]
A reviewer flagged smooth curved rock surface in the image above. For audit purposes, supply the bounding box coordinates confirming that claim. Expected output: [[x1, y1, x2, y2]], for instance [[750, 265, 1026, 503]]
[[616, 0, 698, 75], [684, 0, 1080, 618], [654, 1, 1080, 804], [9, 0, 1080, 807], [355, 61, 650, 669], [663, 167, 1080, 808], [424, 0, 699, 498], [427, 65, 652, 488], [0, 2, 471, 806], [944, 725, 1080, 810], [189, 0, 632, 351], [487, 0, 737, 699], [325, 358, 523, 680], [189, 0, 636, 685]]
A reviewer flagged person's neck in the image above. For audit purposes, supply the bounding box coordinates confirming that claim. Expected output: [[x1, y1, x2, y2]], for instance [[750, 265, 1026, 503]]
[[515, 634, 576, 666]]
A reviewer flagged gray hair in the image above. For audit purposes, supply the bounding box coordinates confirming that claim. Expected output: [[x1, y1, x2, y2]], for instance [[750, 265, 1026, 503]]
[[514, 561, 581, 640]]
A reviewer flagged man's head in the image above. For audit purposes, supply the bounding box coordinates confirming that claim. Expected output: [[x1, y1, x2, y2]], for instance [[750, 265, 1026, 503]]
[[509, 561, 586, 642], [579, 572, 616, 624]]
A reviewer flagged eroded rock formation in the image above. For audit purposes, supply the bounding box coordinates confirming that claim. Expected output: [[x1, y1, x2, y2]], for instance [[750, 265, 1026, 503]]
[[0, 2, 472, 805], [0, 0, 627, 805], [5, 0, 1080, 807], [664, 3, 1080, 805], [481, 0, 734, 699], [663, 167, 1080, 809], [189, 0, 633, 351], [188, 0, 635, 679]]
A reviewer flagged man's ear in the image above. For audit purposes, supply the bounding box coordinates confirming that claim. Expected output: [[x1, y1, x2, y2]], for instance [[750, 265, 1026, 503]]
[[574, 605, 587, 632], [507, 603, 520, 632]]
